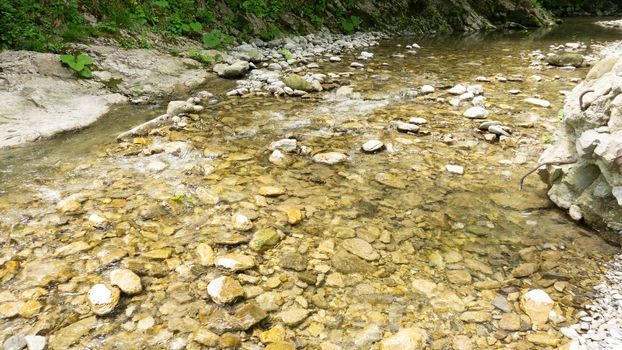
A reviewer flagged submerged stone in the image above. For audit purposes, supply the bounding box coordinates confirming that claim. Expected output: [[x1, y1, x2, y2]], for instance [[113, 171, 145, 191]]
[[521, 289, 554, 328], [250, 229, 281, 251], [312, 152, 348, 165], [379, 327, 427, 350], [88, 284, 120, 315], [207, 276, 244, 304]]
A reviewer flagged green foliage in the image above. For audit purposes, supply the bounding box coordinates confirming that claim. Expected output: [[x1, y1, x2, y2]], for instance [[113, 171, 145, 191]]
[[0, 0, 90, 52], [0, 0, 370, 53], [535, 0, 590, 15], [340, 15, 361, 34], [278, 49, 294, 60], [131, 86, 142, 97], [202, 29, 235, 49], [170, 194, 194, 205], [187, 50, 214, 65], [59, 53, 94, 78], [260, 26, 282, 40]]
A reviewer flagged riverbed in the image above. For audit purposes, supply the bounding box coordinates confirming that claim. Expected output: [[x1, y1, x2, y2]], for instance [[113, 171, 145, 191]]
[[0, 18, 621, 350]]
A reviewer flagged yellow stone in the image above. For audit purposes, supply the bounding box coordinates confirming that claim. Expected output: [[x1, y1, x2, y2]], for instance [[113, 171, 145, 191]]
[[526, 333, 560, 347], [259, 186, 286, 197], [281, 207, 303, 224], [306, 322, 324, 337], [132, 137, 148, 145], [19, 300, 43, 318], [143, 249, 172, 259], [265, 342, 296, 350], [259, 325, 286, 343], [265, 276, 282, 289]]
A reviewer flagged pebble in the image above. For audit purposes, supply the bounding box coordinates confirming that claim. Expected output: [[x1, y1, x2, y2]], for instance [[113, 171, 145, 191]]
[[379, 327, 427, 350], [521, 289, 554, 328], [24, 335, 46, 350], [87, 284, 120, 315], [215, 254, 256, 271], [472, 95, 486, 106], [420, 85, 435, 94], [396, 122, 420, 133], [492, 295, 511, 312], [250, 229, 281, 251], [448, 84, 467, 95], [269, 138, 298, 152], [269, 150, 288, 166], [207, 276, 244, 304], [259, 186, 286, 197], [196, 243, 215, 266], [312, 152, 348, 165], [409, 117, 427, 124], [278, 307, 310, 326], [0, 301, 23, 318], [463, 106, 489, 119], [467, 84, 483, 95], [137, 316, 155, 331], [342, 238, 380, 261], [499, 313, 522, 331], [525, 97, 551, 108], [193, 329, 219, 347], [110, 269, 142, 295], [232, 214, 253, 231], [446, 270, 472, 284], [446, 164, 464, 175], [511, 262, 539, 278], [3, 334, 26, 350], [361, 140, 385, 153]]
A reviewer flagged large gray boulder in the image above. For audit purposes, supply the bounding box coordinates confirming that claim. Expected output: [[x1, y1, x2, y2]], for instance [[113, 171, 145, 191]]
[[213, 60, 250, 79], [538, 55, 622, 244]]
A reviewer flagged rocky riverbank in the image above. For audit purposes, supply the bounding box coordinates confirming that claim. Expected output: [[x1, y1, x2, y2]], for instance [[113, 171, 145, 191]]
[[0, 46, 209, 149], [0, 31, 386, 150], [537, 54, 622, 245]]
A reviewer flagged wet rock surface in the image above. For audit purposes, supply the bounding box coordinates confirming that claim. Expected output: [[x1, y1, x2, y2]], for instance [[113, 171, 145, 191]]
[[1, 19, 621, 350]]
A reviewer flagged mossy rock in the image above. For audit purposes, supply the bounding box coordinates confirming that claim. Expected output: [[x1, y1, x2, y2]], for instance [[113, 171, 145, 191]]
[[249, 229, 280, 251], [546, 53, 584, 68], [283, 74, 314, 92]]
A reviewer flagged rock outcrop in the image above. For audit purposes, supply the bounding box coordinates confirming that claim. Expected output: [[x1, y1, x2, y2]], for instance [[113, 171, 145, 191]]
[[0, 46, 210, 149], [538, 55, 622, 244], [238, 0, 553, 35]]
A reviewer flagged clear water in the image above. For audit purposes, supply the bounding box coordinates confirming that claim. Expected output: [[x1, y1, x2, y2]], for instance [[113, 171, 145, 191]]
[[0, 18, 620, 349]]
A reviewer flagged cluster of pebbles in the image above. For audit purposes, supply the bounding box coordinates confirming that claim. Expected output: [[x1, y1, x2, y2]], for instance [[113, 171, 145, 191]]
[[561, 253, 622, 350], [2, 24, 622, 350], [220, 31, 391, 97]]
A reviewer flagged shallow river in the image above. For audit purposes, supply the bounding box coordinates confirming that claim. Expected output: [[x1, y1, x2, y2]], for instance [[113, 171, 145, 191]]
[[0, 18, 621, 350]]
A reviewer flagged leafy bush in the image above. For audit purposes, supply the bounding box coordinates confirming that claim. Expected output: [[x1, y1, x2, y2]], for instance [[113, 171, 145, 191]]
[[0, 0, 89, 52], [340, 15, 361, 34], [59, 53, 94, 78], [260, 25, 281, 40], [202, 29, 235, 49]]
